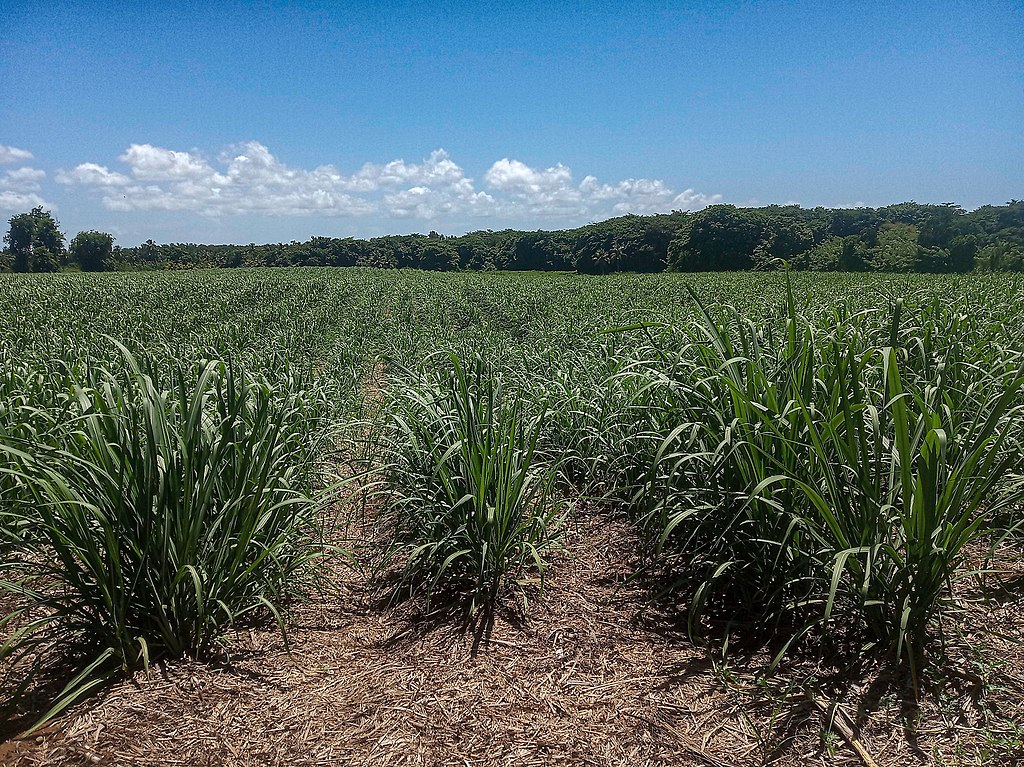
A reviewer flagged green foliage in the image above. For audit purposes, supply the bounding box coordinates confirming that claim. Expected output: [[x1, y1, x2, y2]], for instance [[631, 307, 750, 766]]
[[0, 267, 1022, 718], [870, 224, 920, 272], [383, 354, 562, 615], [4, 207, 66, 273], [0, 347, 332, 724], [583, 280, 1024, 687], [838, 235, 871, 271], [70, 230, 114, 272], [975, 241, 1024, 272], [27, 245, 61, 273], [753, 216, 816, 268], [670, 205, 764, 271], [90, 200, 1024, 275], [801, 236, 843, 270]]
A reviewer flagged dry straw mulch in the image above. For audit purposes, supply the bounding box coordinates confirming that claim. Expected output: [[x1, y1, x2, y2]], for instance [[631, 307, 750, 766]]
[[2, 515, 1023, 767]]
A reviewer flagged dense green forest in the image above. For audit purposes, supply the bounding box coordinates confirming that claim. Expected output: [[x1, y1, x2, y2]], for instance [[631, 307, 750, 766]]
[[4, 201, 1023, 274]]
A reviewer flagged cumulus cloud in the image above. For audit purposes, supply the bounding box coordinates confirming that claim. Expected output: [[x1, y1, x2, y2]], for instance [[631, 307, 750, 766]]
[[484, 159, 573, 193], [56, 163, 131, 187], [120, 144, 217, 182], [383, 184, 497, 219], [0, 145, 34, 165], [58, 142, 722, 223], [2, 167, 46, 191], [484, 160, 723, 218], [0, 160, 55, 212], [670, 188, 724, 211], [0, 191, 51, 212], [352, 149, 469, 191]]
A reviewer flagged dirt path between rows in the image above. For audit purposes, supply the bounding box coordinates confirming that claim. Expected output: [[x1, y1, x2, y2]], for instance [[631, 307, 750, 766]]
[[8, 503, 1023, 767], [3, 513, 760, 767]]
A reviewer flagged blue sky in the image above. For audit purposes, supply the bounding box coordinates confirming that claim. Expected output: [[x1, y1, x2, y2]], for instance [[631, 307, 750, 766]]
[[1, 0, 1021, 245]]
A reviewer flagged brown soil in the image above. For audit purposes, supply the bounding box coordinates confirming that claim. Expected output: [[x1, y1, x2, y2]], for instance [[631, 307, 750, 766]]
[[3, 508, 1023, 767]]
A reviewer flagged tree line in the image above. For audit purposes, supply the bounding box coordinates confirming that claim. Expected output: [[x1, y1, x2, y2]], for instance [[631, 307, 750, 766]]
[[4, 201, 1023, 274], [1, 207, 112, 273]]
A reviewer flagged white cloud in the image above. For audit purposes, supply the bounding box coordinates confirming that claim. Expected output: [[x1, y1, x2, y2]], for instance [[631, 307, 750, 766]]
[[1, 167, 46, 191], [484, 159, 574, 193], [383, 186, 437, 219], [59, 142, 722, 223], [59, 142, 377, 218], [57, 163, 131, 187], [383, 184, 497, 219], [353, 149, 468, 191], [0, 162, 55, 212], [120, 144, 217, 182], [0, 145, 33, 165], [481, 159, 589, 217], [0, 190, 51, 212], [485, 159, 723, 218], [670, 188, 723, 211], [579, 175, 686, 214]]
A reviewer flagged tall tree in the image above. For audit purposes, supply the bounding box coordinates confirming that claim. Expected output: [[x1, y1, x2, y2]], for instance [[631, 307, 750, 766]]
[[4, 207, 66, 272], [70, 230, 115, 272]]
